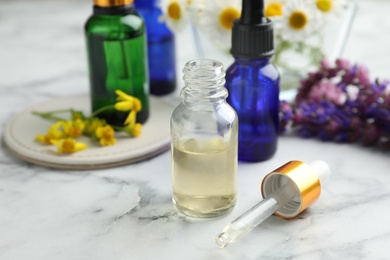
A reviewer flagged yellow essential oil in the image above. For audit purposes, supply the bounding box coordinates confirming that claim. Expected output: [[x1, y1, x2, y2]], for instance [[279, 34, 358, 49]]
[[172, 137, 237, 218]]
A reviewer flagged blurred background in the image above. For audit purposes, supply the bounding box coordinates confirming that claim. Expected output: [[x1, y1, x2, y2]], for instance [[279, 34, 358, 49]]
[[0, 0, 388, 102]]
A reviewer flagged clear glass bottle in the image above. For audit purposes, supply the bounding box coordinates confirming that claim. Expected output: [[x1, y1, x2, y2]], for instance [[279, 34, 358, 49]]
[[225, 0, 280, 162], [171, 59, 238, 218], [135, 0, 177, 96], [85, 0, 149, 126]]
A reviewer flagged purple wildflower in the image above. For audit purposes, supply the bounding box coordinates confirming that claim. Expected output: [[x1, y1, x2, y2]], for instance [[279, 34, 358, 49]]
[[308, 79, 345, 105], [279, 58, 390, 148], [320, 59, 331, 69], [279, 100, 293, 133], [356, 65, 370, 86], [336, 58, 351, 71], [363, 123, 381, 146]]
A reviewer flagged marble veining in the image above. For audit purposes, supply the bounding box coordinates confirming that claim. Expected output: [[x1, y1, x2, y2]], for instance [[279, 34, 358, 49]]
[[1, 0, 390, 259]]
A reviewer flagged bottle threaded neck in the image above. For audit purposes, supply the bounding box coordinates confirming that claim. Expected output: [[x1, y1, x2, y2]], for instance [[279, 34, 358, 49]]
[[93, 0, 133, 7], [181, 59, 228, 103]]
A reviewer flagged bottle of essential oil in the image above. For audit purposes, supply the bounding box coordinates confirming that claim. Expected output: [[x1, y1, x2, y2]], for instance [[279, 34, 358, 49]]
[[85, 0, 149, 126], [171, 59, 238, 218], [225, 0, 280, 162], [135, 0, 177, 96]]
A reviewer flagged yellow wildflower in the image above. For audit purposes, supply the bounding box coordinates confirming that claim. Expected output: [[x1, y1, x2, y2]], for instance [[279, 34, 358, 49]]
[[115, 97, 142, 112], [95, 125, 116, 146], [85, 118, 105, 136], [63, 119, 85, 138], [131, 123, 142, 137], [114, 90, 142, 113], [36, 121, 66, 145], [51, 138, 88, 154], [71, 111, 85, 121], [124, 110, 136, 127]]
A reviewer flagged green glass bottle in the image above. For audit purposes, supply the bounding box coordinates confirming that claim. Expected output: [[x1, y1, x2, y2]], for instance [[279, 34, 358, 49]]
[[85, 0, 149, 126]]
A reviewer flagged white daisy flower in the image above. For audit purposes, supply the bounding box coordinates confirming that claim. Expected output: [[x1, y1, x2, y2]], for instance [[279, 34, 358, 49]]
[[314, 0, 348, 21], [160, 0, 189, 32], [185, 0, 205, 25], [196, 0, 241, 51], [278, 0, 323, 42]]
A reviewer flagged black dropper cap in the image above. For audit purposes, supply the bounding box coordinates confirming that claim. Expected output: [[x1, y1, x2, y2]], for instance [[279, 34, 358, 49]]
[[231, 0, 274, 59]]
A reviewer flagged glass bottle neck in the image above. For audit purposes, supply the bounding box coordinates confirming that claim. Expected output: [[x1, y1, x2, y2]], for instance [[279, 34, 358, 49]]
[[134, 0, 156, 8], [181, 60, 228, 105], [234, 57, 271, 67], [93, 3, 134, 15]]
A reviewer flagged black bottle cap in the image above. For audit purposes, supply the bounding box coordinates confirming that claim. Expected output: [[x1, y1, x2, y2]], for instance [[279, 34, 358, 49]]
[[231, 0, 274, 59]]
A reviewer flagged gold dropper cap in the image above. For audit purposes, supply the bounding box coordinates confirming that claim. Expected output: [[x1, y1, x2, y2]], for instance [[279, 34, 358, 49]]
[[215, 160, 330, 248], [93, 0, 133, 7], [261, 160, 323, 219]]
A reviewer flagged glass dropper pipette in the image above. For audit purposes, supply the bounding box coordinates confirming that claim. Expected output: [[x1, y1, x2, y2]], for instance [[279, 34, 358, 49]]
[[215, 160, 331, 248]]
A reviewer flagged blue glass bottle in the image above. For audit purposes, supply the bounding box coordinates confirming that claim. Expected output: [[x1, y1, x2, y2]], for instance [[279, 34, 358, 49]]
[[135, 0, 177, 96], [225, 0, 280, 162]]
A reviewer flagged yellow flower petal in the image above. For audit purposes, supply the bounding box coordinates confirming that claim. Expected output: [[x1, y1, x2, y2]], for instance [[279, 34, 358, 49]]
[[36, 122, 66, 145], [95, 125, 116, 146], [74, 142, 88, 152], [115, 90, 134, 102], [133, 98, 142, 112], [115, 100, 134, 111], [63, 119, 85, 138], [49, 121, 64, 131], [50, 138, 88, 154], [99, 136, 116, 146], [36, 134, 49, 144], [85, 118, 105, 136], [124, 110, 136, 127]]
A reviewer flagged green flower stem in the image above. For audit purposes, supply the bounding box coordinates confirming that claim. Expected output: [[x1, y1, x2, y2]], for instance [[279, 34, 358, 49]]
[[111, 124, 134, 136], [32, 111, 67, 121], [112, 125, 125, 131], [91, 105, 115, 118]]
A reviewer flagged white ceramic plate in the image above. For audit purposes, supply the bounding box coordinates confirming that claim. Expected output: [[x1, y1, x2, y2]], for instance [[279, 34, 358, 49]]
[[3, 94, 175, 170]]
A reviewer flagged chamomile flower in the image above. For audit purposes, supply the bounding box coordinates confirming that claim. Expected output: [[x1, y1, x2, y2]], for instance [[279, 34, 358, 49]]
[[314, 0, 347, 21], [197, 0, 241, 50], [160, 0, 189, 32], [279, 0, 322, 42], [264, 0, 285, 18]]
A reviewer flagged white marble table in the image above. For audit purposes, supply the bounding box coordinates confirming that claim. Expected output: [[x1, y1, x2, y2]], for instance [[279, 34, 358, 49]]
[[1, 0, 389, 259]]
